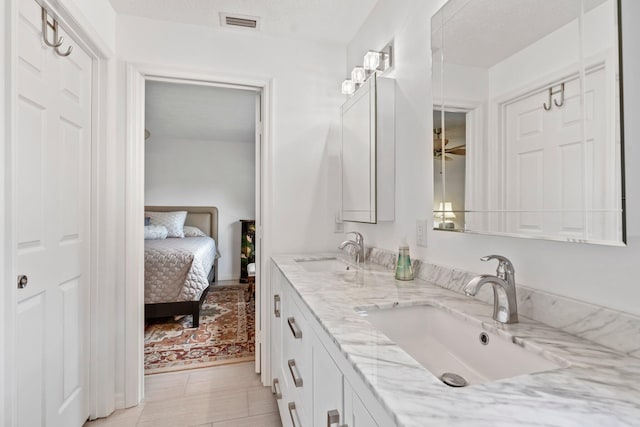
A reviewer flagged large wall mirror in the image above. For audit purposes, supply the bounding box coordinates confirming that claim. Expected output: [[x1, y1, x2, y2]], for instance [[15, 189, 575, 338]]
[[431, 0, 626, 246]]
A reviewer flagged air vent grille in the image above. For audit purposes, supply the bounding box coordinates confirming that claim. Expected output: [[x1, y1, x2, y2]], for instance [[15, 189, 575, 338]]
[[220, 13, 261, 30], [226, 16, 257, 28]]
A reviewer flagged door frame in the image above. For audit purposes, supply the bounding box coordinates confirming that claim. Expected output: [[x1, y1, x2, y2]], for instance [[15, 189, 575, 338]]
[[2, 0, 117, 424], [123, 63, 273, 406]]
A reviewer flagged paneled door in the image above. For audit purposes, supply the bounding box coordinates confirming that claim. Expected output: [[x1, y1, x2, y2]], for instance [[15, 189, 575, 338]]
[[14, 0, 92, 425], [504, 66, 608, 240]]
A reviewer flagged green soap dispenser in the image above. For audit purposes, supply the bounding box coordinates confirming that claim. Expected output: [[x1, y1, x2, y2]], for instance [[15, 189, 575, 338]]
[[395, 242, 414, 281]]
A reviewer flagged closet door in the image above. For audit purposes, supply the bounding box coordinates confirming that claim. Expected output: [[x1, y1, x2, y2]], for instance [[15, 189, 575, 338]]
[[504, 69, 607, 239], [14, 0, 92, 425]]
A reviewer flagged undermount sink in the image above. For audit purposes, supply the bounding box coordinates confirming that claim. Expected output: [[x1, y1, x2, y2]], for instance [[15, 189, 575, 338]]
[[359, 305, 565, 386], [295, 258, 356, 273]]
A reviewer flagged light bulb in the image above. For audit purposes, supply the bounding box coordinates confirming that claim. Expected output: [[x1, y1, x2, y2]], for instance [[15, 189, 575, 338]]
[[363, 51, 381, 71], [341, 79, 355, 95], [351, 66, 366, 85]]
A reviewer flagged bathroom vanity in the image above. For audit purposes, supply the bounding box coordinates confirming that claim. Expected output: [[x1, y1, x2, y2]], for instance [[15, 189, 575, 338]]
[[269, 254, 640, 426]]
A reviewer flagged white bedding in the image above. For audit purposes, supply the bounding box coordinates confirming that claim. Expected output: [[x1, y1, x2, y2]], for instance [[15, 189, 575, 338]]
[[144, 236, 217, 304]]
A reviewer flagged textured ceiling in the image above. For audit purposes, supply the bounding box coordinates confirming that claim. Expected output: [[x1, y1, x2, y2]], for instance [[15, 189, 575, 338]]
[[108, 0, 379, 44], [431, 0, 609, 68], [145, 81, 256, 142]]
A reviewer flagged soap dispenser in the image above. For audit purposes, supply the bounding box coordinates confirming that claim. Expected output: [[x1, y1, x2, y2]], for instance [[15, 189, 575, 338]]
[[395, 241, 414, 281]]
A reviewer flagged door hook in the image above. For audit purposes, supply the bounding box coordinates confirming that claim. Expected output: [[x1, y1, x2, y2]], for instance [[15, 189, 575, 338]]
[[41, 7, 73, 57], [543, 88, 553, 111], [41, 8, 63, 48], [553, 82, 565, 108], [543, 83, 565, 111]]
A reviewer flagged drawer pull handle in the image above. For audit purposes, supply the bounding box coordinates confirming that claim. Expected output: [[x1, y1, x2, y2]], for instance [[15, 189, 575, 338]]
[[274, 294, 281, 318], [288, 316, 302, 339], [328, 409, 348, 427], [272, 378, 282, 399], [287, 359, 303, 387], [288, 402, 301, 427]]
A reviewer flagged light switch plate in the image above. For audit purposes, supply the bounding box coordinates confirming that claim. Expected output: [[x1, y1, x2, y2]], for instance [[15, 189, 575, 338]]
[[416, 219, 428, 247], [334, 213, 344, 233]]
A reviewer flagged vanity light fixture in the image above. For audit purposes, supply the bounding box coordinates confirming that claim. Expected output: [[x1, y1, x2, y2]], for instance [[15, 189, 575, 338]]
[[363, 51, 382, 71], [351, 66, 366, 85], [340, 40, 394, 96], [341, 79, 356, 95]]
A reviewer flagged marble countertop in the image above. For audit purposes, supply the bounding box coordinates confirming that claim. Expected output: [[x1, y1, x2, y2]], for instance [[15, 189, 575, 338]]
[[272, 253, 640, 427]]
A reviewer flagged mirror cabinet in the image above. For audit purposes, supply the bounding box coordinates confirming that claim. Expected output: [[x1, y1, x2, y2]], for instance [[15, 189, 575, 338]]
[[341, 75, 395, 223]]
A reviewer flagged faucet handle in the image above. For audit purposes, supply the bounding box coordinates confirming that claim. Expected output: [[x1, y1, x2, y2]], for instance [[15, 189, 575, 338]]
[[346, 231, 363, 244], [480, 255, 514, 277]]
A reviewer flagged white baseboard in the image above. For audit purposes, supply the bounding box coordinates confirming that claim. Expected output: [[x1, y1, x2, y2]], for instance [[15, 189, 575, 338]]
[[114, 392, 125, 410]]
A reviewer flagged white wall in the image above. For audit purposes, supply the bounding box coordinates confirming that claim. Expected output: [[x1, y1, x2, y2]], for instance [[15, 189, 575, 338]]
[[145, 137, 255, 281], [58, 0, 117, 53], [345, 0, 640, 316], [118, 15, 345, 253], [488, 1, 614, 98]]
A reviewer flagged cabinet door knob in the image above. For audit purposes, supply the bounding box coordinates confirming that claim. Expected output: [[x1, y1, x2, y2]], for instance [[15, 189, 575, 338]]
[[17, 275, 28, 289], [288, 316, 302, 339], [274, 294, 281, 318], [288, 402, 301, 427], [328, 409, 348, 427], [271, 378, 282, 399], [287, 359, 303, 387]]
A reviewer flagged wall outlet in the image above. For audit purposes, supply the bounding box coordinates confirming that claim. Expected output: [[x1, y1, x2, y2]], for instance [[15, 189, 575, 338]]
[[416, 219, 428, 247], [334, 213, 344, 233]]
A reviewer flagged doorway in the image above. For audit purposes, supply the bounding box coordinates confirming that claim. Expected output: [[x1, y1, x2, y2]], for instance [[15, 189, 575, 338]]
[[142, 80, 259, 374], [124, 65, 271, 406]]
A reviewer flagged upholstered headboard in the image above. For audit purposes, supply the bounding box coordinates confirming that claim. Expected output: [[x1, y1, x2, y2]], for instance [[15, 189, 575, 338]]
[[145, 205, 219, 281]]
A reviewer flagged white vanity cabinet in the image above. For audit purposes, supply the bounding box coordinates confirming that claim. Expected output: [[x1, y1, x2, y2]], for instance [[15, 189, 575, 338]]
[[344, 381, 377, 427], [270, 261, 395, 427], [312, 337, 346, 427], [269, 263, 287, 423]]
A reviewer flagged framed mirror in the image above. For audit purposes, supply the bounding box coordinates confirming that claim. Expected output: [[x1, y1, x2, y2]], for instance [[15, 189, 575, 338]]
[[431, 0, 625, 245]]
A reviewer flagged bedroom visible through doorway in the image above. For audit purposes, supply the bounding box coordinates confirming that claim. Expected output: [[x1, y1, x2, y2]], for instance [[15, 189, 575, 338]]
[[142, 80, 260, 374]]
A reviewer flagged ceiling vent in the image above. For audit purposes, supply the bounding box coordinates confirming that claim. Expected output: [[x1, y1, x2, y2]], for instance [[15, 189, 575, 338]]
[[220, 13, 261, 30]]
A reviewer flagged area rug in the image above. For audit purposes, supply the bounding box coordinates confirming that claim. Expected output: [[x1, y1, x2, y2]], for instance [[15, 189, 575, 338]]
[[144, 283, 255, 374]]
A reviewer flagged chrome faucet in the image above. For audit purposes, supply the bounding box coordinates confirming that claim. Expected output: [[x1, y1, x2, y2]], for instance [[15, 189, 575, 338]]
[[464, 255, 518, 324], [339, 231, 365, 264]]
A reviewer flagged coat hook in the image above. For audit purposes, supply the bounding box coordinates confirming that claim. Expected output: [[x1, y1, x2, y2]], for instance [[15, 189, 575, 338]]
[[553, 82, 565, 108], [543, 83, 565, 111], [41, 7, 73, 57], [543, 88, 553, 111], [41, 7, 62, 48], [52, 20, 72, 57]]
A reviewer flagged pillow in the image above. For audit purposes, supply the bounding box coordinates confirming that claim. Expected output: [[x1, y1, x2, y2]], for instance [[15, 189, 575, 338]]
[[144, 217, 151, 226], [183, 226, 207, 238], [146, 211, 187, 238], [144, 225, 168, 240]]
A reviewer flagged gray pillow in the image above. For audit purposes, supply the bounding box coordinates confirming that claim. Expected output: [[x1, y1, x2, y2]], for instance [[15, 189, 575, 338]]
[[145, 211, 187, 238], [183, 226, 207, 237], [144, 225, 168, 240]]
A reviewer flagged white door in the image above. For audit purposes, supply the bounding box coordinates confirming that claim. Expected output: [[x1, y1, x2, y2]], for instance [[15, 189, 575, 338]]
[[504, 66, 608, 240], [15, 0, 92, 425]]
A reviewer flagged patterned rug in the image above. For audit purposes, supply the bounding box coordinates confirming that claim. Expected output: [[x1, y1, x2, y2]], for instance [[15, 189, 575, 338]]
[[144, 283, 255, 374]]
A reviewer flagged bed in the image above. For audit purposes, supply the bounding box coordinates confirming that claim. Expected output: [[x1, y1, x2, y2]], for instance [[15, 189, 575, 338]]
[[144, 206, 219, 328]]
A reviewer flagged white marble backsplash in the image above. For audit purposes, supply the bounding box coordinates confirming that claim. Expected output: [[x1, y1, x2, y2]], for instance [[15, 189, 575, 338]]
[[359, 246, 640, 359]]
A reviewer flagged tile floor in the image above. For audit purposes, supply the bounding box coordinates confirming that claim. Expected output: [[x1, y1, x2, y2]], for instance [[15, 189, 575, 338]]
[[84, 362, 282, 427]]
